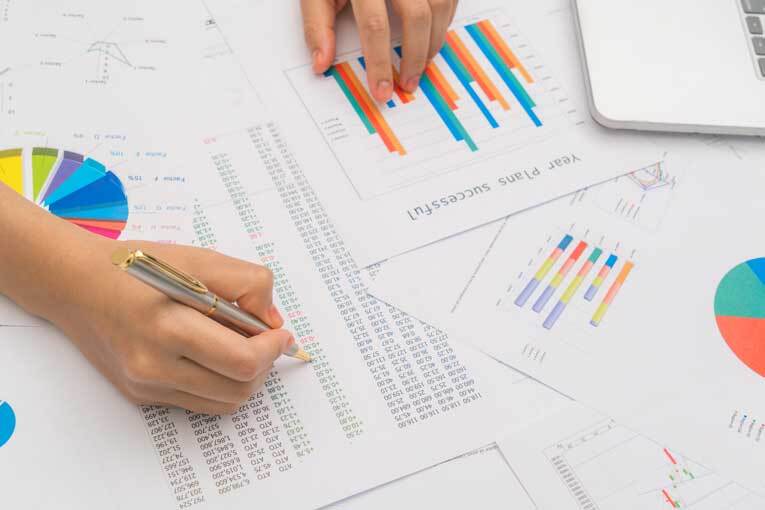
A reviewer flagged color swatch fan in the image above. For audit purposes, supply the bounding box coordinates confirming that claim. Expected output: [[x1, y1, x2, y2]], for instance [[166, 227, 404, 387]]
[[0, 147, 128, 239], [714, 258, 765, 377]]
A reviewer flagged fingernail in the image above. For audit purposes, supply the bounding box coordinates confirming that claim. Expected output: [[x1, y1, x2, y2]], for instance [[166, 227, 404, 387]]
[[285, 338, 299, 356], [269, 304, 284, 325], [376, 80, 392, 101], [405, 75, 421, 92], [312, 49, 323, 72]]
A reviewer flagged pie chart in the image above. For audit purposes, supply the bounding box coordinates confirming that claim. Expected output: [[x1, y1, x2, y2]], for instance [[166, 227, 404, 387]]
[[714, 258, 765, 377], [0, 401, 16, 448], [0, 147, 128, 239]]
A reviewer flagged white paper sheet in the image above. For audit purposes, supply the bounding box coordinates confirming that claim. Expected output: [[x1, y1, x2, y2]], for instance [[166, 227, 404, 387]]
[[367, 148, 765, 493], [0, 0, 263, 326], [0, 312, 569, 510], [0, 117, 542, 509], [202, 0, 665, 266], [500, 403, 765, 509], [0, 128, 197, 326], [331, 445, 533, 510], [0, 0, 264, 135]]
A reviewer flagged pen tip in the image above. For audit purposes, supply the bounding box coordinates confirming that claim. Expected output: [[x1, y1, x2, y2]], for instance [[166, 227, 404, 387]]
[[286, 343, 312, 362], [294, 349, 313, 363]]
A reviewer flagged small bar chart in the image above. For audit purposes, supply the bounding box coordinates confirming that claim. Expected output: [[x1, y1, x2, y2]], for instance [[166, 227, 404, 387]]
[[287, 11, 577, 199], [511, 232, 636, 330]]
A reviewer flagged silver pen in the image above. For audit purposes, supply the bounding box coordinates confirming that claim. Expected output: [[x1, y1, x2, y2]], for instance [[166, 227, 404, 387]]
[[111, 248, 311, 362]]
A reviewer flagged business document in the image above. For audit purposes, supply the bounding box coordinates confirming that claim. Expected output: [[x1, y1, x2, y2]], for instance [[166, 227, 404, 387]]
[[205, 0, 662, 266], [501, 403, 764, 509], [368, 146, 765, 493], [0, 119, 508, 509]]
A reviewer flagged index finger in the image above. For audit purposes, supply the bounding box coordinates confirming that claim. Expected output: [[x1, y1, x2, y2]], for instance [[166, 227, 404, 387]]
[[351, 0, 393, 102], [175, 305, 292, 381]]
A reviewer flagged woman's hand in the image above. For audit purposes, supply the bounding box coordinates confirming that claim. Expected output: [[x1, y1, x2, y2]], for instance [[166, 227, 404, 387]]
[[0, 183, 294, 415], [58, 241, 295, 415], [301, 0, 458, 102]]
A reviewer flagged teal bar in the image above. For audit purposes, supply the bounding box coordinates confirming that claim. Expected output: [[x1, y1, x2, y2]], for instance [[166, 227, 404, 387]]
[[440, 44, 473, 84], [466, 24, 542, 127], [324, 66, 375, 134], [588, 247, 604, 263]]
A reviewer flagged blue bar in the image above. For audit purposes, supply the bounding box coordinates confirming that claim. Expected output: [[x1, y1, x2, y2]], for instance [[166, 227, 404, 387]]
[[440, 45, 498, 129], [440, 45, 473, 84], [559, 235, 574, 250], [583, 254, 619, 301], [396, 46, 477, 151], [515, 279, 541, 307], [466, 24, 542, 127], [543, 301, 565, 329], [467, 24, 536, 109], [419, 75, 463, 141], [532, 285, 555, 313], [358, 56, 395, 108]]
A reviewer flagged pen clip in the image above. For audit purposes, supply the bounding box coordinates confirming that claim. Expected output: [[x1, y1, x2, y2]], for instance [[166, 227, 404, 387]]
[[112, 248, 209, 294]]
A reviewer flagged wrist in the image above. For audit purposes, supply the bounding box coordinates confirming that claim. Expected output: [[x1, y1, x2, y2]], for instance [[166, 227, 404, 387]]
[[29, 234, 118, 327]]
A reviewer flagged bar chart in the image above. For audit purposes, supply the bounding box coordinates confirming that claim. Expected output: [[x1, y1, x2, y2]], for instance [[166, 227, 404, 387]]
[[287, 11, 578, 199], [510, 232, 636, 331]]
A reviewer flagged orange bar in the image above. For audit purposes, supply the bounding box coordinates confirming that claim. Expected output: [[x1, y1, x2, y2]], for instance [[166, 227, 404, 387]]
[[391, 65, 415, 103], [446, 31, 510, 111], [425, 62, 458, 109], [424, 66, 456, 110], [342, 63, 406, 155], [478, 20, 534, 84], [336, 63, 394, 152], [339, 63, 406, 155]]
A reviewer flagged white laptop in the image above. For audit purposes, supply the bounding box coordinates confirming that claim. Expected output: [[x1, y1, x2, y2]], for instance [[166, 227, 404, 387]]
[[573, 0, 765, 135]]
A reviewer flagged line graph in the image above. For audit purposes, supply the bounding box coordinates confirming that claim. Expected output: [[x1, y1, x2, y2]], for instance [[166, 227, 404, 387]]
[[543, 416, 756, 509], [87, 41, 133, 67], [0, 0, 168, 99]]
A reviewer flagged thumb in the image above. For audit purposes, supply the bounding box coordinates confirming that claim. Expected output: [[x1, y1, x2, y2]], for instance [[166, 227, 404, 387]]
[[301, 0, 341, 73]]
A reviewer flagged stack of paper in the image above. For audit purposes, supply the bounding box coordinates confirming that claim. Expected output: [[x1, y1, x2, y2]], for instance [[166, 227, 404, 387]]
[[0, 0, 763, 508]]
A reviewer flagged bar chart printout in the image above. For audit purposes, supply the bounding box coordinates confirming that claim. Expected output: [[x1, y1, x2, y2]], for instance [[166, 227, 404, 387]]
[[288, 10, 575, 199], [511, 233, 635, 330], [322, 18, 542, 156]]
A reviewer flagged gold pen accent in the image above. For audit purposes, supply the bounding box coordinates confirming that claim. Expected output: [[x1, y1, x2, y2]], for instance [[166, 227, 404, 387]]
[[112, 247, 208, 294], [111, 248, 312, 363]]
